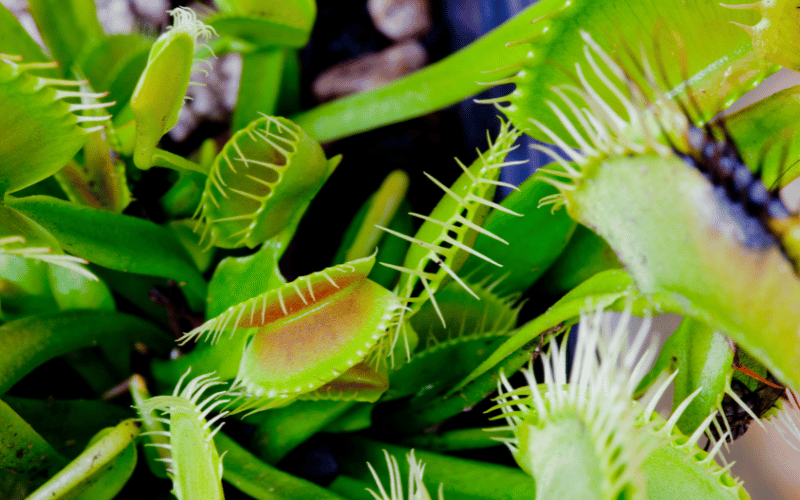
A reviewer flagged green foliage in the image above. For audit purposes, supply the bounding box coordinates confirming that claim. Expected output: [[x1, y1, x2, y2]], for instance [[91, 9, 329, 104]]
[[2, 1, 799, 499]]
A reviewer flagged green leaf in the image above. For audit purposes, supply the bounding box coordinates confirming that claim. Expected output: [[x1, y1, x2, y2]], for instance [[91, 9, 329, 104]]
[[451, 268, 635, 394], [0, 311, 169, 394], [233, 49, 287, 131], [216, 432, 347, 500], [25, 419, 139, 500], [248, 400, 356, 464], [663, 319, 733, 436], [333, 169, 412, 289], [535, 223, 622, 296], [47, 264, 114, 311], [460, 170, 577, 296], [209, 0, 316, 49], [4, 397, 132, 459], [27, 0, 104, 68], [7, 195, 207, 306], [168, 219, 216, 274], [290, 1, 544, 142], [0, 398, 64, 488], [337, 438, 536, 500]]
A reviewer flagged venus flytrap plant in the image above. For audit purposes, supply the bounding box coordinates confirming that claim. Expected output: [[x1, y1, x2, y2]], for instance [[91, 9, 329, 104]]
[[3, 1, 800, 498], [517, 30, 800, 391], [180, 253, 402, 406], [492, 306, 747, 500], [130, 7, 216, 170], [0, 54, 113, 194], [194, 115, 340, 249], [379, 118, 524, 358], [135, 370, 229, 500]]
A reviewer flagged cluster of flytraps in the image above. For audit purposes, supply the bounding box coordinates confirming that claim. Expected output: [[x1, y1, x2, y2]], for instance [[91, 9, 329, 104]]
[[2, 0, 800, 499]]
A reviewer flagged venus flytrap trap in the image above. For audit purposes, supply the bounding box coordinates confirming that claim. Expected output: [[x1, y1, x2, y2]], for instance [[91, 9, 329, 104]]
[[0, 54, 113, 194], [180, 253, 401, 406], [379, 118, 524, 358], [130, 7, 216, 170], [135, 370, 229, 500], [194, 115, 340, 249], [518, 30, 800, 391], [492, 306, 747, 500]]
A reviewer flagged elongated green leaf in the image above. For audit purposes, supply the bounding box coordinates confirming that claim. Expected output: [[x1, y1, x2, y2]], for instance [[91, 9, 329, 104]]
[[536, 223, 622, 296], [334, 170, 412, 289], [0, 311, 169, 393], [0, 398, 64, 487], [26, 419, 139, 500], [4, 397, 132, 458], [337, 438, 536, 500], [653, 319, 734, 436], [27, 0, 104, 68], [400, 428, 509, 452], [290, 1, 544, 142], [7, 195, 207, 305], [460, 170, 576, 296], [210, 0, 316, 48], [233, 49, 286, 131], [451, 269, 635, 394], [248, 401, 355, 464], [216, 432, 348, 500]]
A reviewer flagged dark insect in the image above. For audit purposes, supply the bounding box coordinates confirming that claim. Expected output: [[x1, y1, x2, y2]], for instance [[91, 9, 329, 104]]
[[675, 120, 794, 251], [709, 372, 786, 445], [629, 31, 800, 270]]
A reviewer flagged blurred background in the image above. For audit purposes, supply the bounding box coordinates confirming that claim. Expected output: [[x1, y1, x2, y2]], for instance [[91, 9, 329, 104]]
[[2, 0, 799, 497]]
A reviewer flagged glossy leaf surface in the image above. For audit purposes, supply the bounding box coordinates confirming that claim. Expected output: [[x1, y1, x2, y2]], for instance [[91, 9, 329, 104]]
[[7, 195, 207, 304]]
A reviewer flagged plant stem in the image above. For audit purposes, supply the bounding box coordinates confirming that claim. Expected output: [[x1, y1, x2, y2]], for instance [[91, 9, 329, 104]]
[[400, 428, 510, 452], [151, 148, 209, 175], [233, 49, 286, 132]]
